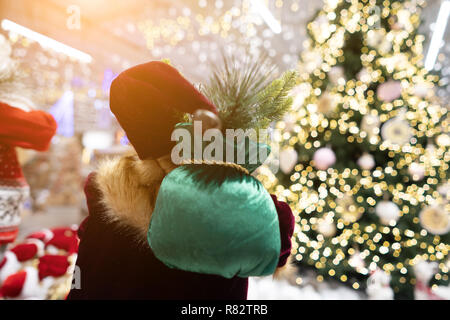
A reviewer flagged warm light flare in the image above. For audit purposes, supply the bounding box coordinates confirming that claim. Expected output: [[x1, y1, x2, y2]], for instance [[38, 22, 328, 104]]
[[1, 19, 93, 63]]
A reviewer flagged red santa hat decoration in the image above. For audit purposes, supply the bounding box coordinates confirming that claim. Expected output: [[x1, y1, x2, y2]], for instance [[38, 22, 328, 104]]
[[45, 226, 79, 255], [26, 228, 54, 243], [110, 61, 218, 160], [0, 267, 55, 300], [0, 239, 45, 284]]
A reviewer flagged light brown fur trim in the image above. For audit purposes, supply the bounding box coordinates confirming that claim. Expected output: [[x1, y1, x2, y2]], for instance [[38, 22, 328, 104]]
[[94, 150, 177, 244]]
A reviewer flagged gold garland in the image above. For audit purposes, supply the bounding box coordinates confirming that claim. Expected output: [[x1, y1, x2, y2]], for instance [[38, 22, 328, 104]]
[[179, 159, 249, 175]]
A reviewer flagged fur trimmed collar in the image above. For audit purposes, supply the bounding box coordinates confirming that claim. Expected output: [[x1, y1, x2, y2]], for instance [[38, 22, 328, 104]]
[[94, 150, 177, 243]]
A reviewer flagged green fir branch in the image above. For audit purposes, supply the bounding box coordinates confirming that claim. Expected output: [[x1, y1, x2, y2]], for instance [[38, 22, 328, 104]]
[[201, 55, 298, 130]]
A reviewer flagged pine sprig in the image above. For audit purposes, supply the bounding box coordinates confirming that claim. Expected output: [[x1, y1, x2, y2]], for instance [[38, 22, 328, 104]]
[[253, 70, 298, 129], [201, 55, 298, 130]]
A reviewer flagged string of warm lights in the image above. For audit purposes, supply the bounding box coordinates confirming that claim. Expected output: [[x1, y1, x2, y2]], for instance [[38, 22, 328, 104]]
[[138, 0, 280, 48], [136, 0, 315, 71], [258, 0, 449, 298]]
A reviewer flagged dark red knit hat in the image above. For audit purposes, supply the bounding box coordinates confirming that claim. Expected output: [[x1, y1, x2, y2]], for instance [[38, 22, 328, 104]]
[[110, 61, 218, 159]]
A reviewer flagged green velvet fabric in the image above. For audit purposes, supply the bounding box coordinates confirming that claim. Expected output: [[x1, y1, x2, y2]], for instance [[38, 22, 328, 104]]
[[147, 165, 281, 278]]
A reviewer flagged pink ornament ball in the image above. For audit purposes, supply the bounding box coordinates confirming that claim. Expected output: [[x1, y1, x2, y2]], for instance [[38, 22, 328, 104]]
[[313, 147, 336, 170], [377, 80, 402, 102]]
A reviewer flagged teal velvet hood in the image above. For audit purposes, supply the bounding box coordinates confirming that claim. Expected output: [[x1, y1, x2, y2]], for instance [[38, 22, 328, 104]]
[[148, 165, 281, 278]]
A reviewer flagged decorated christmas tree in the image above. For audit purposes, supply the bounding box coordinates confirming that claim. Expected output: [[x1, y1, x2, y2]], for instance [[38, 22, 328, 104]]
[[259, 0, 449, 299]]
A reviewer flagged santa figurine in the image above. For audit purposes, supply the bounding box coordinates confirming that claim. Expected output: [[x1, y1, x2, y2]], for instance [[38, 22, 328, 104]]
[[66, 61, 295, 300], [0, 34, 57, 258], [414, 260, 448, 300], [366, 268, 394, 300]]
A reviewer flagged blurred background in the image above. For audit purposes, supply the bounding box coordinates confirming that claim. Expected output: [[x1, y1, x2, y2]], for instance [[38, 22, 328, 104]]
[[0, 0, 448, 300]]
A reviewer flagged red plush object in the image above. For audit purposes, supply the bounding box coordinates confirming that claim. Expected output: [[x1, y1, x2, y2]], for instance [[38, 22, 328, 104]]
[[46, 233, 78, 254], [38, 255, 70, 280], [0, 227, 19, 245], [26, 229, 54, 244], [10, 243, 39, 262], [50, 226, 77, 238], [0, 102, 57, 151], [110, 61, 218, 160], [0, 270, 26, 298]]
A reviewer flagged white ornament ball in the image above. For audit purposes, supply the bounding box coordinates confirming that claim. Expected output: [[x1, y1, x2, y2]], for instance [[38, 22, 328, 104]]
[[279, 148, 298, 174], [357, 68, 372, 84], [366, 30, 392, 54], [375, 201, 400, 225], [328, 66, 345, 85], [436, 134, 450, 147], [366, 29, 384, 47], [378, 39, 393, 55], [357, 153, 375, 170], [361, 114, 381, 138], [408, 162, 425, 181], [348, 251, 366, 272], [313, 148, 336, 170], [413, 83, 430, 98], [317, 218, 336, 237]]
